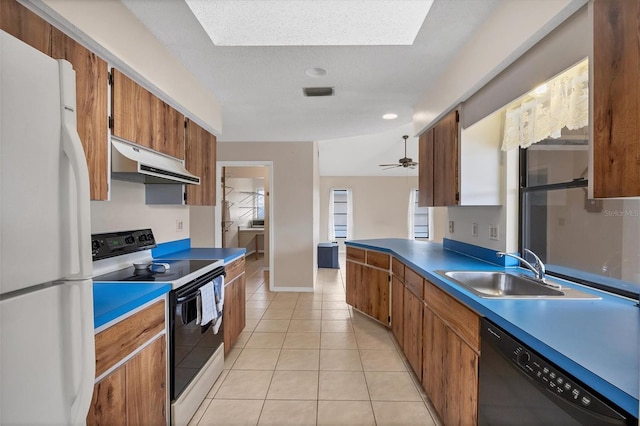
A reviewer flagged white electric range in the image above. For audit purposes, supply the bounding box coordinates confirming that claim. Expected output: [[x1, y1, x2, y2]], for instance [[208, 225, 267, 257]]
[[92, 229, 226, 425]]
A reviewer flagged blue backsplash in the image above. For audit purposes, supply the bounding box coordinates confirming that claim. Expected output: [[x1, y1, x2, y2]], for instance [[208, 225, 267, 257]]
[[442, 238, 518, 267], [152, 238, 191, 257]]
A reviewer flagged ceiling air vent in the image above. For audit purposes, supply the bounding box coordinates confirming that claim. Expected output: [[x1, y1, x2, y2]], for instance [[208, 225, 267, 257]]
[[303, 87, 334, 97]]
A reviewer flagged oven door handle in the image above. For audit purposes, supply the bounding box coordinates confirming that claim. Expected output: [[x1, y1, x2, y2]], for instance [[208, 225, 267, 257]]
[[176, 291, 200, 305]]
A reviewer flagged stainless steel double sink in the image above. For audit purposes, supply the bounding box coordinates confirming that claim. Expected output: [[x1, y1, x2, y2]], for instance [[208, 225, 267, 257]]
[[435, 270, 600, 300]]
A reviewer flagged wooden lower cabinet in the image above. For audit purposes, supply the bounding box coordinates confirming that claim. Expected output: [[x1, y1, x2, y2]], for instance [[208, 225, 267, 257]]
[[390, 276, 404, 348], [345, 257, 389, 324], [124, 336, 167, 425], [87, 334, 166, 426], [403, 288, 423, 379], [223, 265, 246, 355], [423, 305, 479, 425], [86, 366, 125, 425]]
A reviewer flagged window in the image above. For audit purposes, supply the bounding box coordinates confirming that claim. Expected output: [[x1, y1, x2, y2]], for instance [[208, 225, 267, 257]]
[[520, 142, 640, 299], [254, 188, 265, 220], [409, 189, 429, 239], [328, 189, 352, 240]]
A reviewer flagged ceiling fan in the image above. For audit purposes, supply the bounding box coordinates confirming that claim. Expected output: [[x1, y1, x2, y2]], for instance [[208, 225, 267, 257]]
[[379, 135, 418, 170]]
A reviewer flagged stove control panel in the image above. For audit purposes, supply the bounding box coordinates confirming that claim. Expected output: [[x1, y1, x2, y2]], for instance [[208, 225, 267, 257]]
[[91, 229, 156, 260]]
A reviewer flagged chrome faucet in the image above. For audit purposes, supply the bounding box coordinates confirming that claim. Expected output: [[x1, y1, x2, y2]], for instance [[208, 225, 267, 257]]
[[497, 249, 547, 282]]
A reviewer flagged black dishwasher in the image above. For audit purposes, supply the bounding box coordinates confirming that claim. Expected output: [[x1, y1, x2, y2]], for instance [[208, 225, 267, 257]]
[[479, 318, 635, 425]]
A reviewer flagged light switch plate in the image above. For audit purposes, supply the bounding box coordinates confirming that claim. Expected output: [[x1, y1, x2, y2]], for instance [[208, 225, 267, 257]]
[[449, 220, 455, 234], [472, 223, 478, 237]]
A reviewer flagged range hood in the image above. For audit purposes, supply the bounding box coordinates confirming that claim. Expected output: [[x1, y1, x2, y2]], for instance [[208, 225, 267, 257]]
[[111, 138, 200, 185]]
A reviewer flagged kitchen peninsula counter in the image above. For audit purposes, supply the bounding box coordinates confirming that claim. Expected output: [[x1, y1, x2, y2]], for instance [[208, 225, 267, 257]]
[[346, 238, 639, 417]]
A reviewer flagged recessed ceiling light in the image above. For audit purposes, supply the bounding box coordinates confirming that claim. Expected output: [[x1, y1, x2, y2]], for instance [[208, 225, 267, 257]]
[[383, 113, 398, 120], [305, 67, 328, 77], [185, 0, 434, 46]]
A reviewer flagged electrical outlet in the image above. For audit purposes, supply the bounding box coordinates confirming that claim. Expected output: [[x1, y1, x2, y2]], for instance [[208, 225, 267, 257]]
[[176, 220, 184, 232], [449, 220, 455, 234], [489, 224, 499, 240], [471, 223, 478, 237]]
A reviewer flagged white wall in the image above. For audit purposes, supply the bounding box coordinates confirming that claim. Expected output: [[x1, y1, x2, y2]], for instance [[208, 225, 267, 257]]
[[413, 0, 585, 135], [218, 142, 315, 291], [319, 176, 420, 246], [429, 4, 589, 254], [90, 180, 189, 243], [190, 206, 215, 247]]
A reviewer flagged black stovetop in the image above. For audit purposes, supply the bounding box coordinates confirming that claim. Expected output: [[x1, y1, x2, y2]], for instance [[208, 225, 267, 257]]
[[93, 259, 217, 282]]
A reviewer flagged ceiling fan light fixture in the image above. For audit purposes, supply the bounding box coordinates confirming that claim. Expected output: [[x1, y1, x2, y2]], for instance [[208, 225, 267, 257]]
[[382, 113, 398, 120]]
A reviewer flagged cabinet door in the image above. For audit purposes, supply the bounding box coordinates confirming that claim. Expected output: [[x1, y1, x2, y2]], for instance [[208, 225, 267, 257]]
[[111, 69, 153, 150], [391, 276, 404, 348], [443, 327, 478, 425], [86, 367, 126, 426], [434, 110, 459, 206], [593, 0, 640, 198], [185, 118, 216, 206], [403, 289, 423, 379], [345, 260, 362, 309], [1, 0, 51, 55], [418, 128, 434, 207], [422, 307, 446, 422], [126, 335, 166, 426], [363, 265, 390, 324], [51, 28, 109, 200], [152, 95, 185, 160], [224, 274, 246, 355]]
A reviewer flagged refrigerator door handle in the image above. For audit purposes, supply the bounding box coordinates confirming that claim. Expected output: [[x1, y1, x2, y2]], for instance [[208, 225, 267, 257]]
[[58, 60, 92, 279], [67, 280, 96, 425]]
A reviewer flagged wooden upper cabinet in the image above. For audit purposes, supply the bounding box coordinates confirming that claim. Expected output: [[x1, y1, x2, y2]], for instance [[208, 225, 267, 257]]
[[1, 0, 51, 55], [418, 109, 459, 207], [418, 129, 434, 207], [51, 28, 109, 200], [185, 118, 216, 206], [592, 0, 640, 198], [111, 69, 185, 159], [434, 110, 459, 206]]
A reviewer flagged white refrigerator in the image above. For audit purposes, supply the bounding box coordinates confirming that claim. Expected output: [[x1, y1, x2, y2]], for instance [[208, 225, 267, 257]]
[[0, 31, 95, 424]]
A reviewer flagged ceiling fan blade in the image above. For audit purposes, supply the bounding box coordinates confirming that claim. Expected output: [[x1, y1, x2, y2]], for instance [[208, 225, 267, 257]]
[[382, 165, 402, 170], [378, 163, 400, 167]]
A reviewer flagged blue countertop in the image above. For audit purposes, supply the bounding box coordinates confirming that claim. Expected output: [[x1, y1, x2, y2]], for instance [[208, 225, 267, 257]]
[[346, 238, 639, 417], [93, 246, 245, 330], [93, 283, 171, 329], [155, 247, 245, 264]]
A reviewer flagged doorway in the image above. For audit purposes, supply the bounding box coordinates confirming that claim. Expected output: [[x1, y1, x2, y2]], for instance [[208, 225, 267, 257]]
[[216, 162, 274, 291]]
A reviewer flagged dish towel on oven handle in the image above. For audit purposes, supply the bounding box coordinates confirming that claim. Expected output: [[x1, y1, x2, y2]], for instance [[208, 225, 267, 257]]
[[212, 274, 225, 334], [197, 281, 216, 327]]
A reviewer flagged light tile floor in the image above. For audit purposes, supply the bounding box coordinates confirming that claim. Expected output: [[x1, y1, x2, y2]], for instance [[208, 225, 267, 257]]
[[188, 254, 439, 425]]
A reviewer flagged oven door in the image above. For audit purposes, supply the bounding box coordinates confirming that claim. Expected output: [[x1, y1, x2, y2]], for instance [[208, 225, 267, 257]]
[[169, 267, 225, 401]]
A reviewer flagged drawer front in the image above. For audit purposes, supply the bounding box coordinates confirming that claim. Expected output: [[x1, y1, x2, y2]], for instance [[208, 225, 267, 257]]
[[225, 256, 245, 283], [424, 280, 480, 351], [405, 267, 424, 299], [366, 251, 390, 269], [391, 258, 405, 280], [346, 247, 366, 263], [95, 300, 165, 377]]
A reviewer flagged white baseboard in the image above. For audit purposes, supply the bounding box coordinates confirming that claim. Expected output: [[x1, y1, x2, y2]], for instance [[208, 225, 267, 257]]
[[270, 286, 314, 292]]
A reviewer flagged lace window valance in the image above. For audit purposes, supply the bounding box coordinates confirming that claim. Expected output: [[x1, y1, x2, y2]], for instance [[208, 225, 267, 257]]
[[501, 60, 589, 151]]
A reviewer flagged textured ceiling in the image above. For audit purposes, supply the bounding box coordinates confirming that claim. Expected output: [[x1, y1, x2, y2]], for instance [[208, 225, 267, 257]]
[[184, 0, 433, 46], [121, 0, 500, 142]]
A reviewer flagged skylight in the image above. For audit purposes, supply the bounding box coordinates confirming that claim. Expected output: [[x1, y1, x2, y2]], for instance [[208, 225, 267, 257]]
[[185, 0, 434, 46]]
